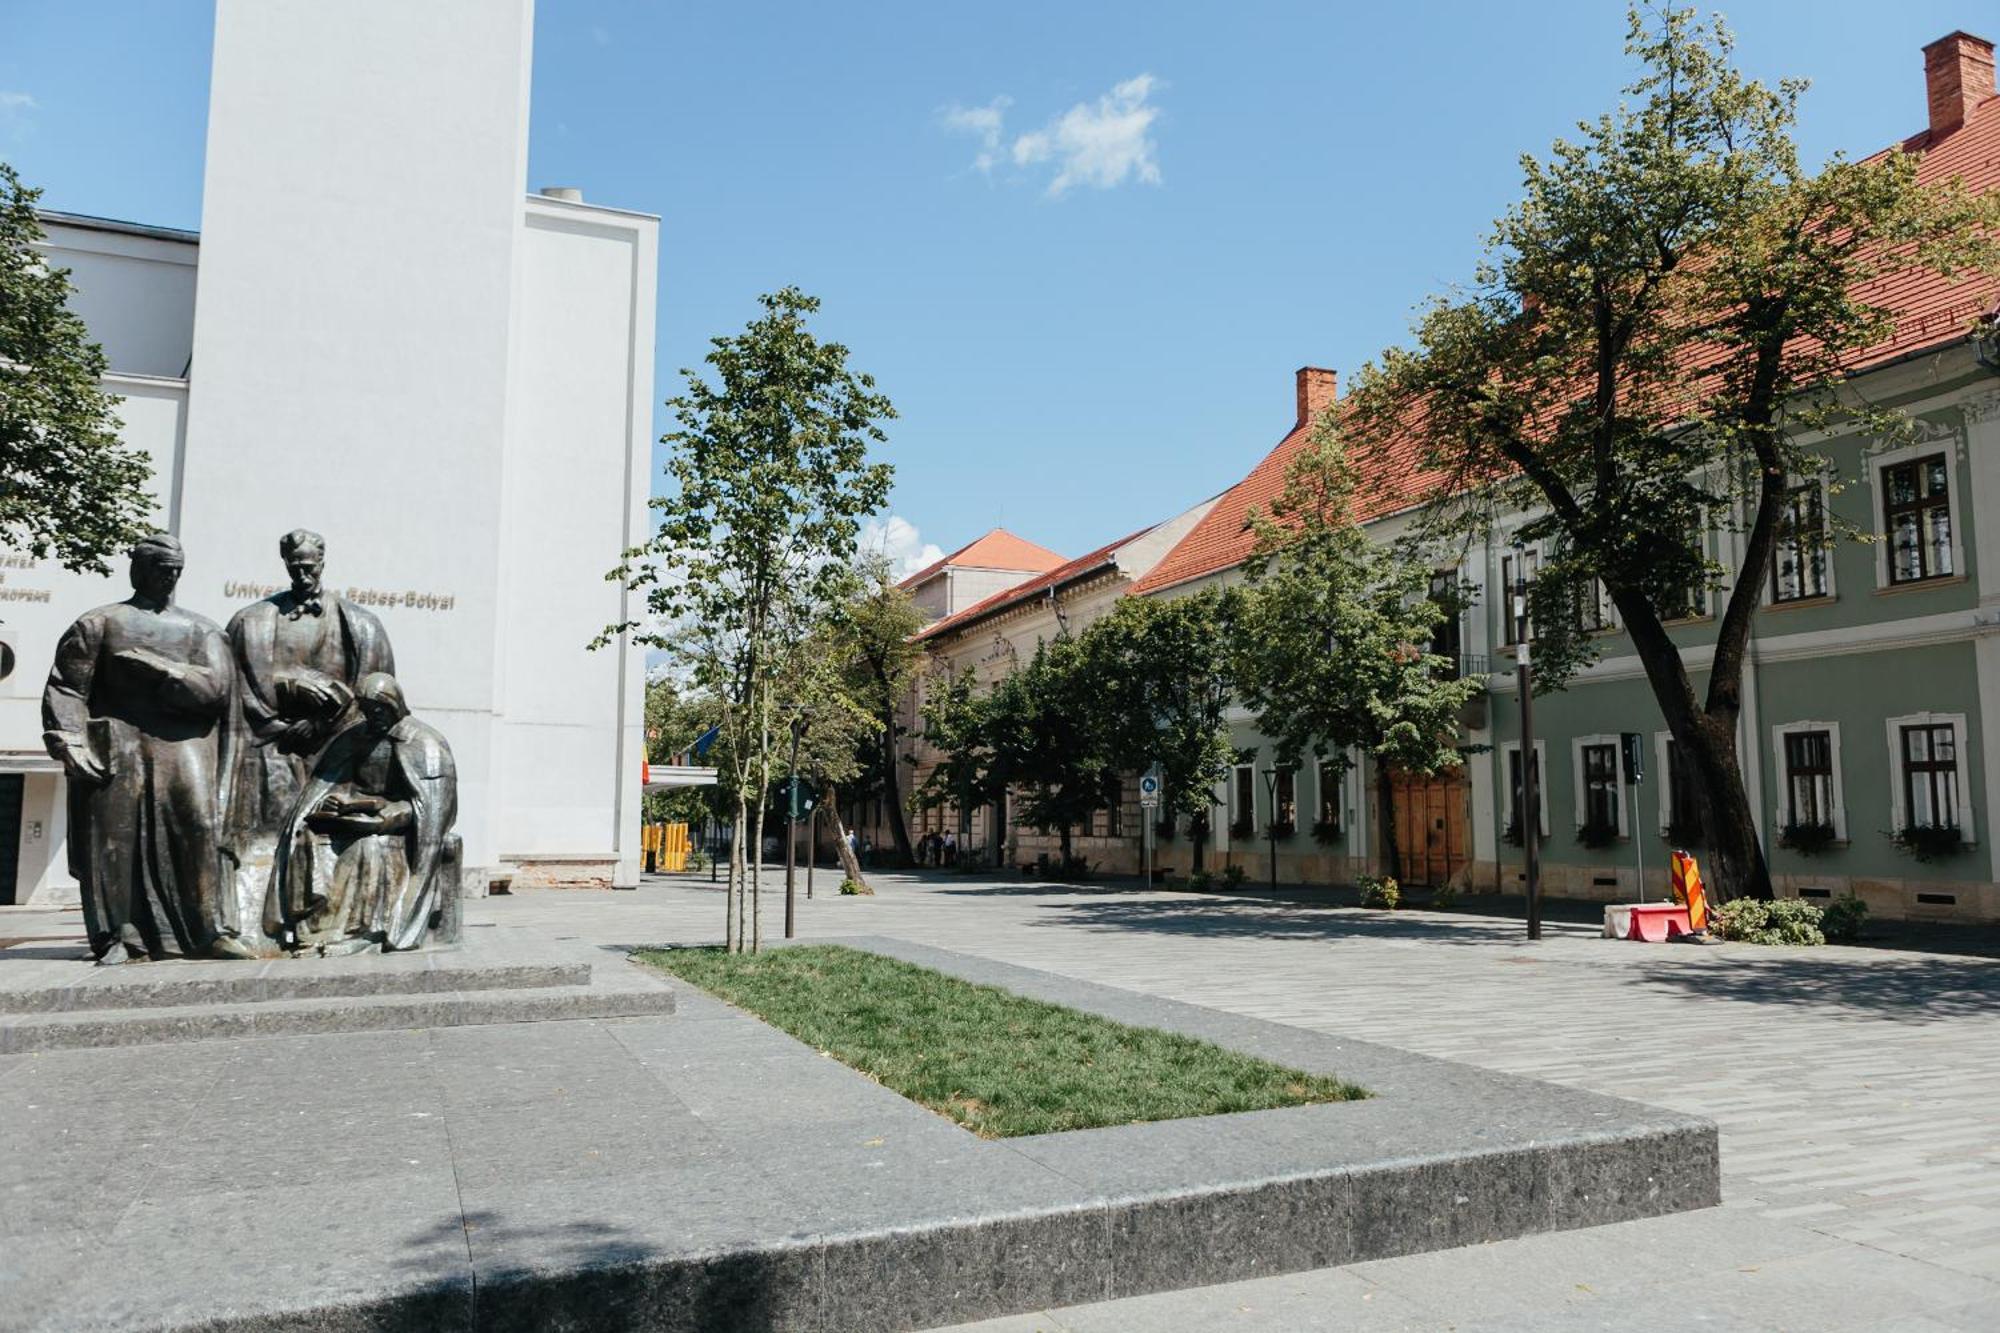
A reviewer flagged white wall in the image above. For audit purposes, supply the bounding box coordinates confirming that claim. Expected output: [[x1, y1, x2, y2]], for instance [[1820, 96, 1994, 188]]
[[496, 198, 655, 881], [39, 220, 198, 379], [178, 0, 537, 872]]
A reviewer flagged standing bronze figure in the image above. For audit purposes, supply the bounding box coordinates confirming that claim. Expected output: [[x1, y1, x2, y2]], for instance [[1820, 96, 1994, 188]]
[[219, 529, 394, 945], [41, 534, 237, 963]]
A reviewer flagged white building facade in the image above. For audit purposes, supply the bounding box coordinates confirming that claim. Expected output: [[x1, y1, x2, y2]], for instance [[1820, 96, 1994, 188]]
[[0, 0, 656, 904]]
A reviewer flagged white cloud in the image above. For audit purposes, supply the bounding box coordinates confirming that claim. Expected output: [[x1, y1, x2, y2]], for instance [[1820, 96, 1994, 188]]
[[1010, 75, 1163, 197], [859, 515, 945, 581], [939, 96, 1011, 174], [0, 90, 35, 136]]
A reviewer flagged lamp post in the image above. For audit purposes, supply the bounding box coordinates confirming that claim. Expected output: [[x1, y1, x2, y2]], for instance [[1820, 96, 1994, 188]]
[[1512, 556, 1542, 941], [1261, 765, 1279, 891]]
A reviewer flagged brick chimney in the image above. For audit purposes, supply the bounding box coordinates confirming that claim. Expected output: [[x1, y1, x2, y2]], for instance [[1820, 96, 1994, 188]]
[[1924, 30, 1996, 136], [1295, 366, 1337, 428]]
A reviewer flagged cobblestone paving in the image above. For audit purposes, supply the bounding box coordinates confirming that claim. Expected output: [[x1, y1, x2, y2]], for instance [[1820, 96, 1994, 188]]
[[548, 871, 2000, 1331]]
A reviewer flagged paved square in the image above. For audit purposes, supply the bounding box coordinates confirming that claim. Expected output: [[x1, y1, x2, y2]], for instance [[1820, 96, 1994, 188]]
[[530, 870, 2000, 1331]]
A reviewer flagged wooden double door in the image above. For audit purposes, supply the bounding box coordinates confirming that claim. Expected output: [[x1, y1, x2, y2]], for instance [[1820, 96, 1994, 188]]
[[1389, 765, 1470, 887]]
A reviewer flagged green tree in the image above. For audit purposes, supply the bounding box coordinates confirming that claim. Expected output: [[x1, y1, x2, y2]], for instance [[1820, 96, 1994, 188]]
[[0, 163, 153, 572], [1338, 7, 2000, 900], [1232, 431, 1483, 882], [832, 556, 927, 866], [607, 287, 895, 950], [1080, 590, 1242, 872], [919, 635, 1118, 873], [772, 612, 878, 889]]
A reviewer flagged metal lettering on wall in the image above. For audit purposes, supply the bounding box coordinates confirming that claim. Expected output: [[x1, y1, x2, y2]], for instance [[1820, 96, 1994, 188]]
[[225, 580, 456, 611]]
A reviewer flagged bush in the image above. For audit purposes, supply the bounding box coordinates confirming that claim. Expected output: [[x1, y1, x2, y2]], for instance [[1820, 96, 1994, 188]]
[[1311, 819, 1344, 846], [1892, 823, 1966, 863], [1820, 892, 1868, 944], [1430, 882, 1459, 911], [1712, 898, 1823, 946], [838, 877, 873, 896], [685, 849, 711, 873], [1358, 874, 1400, 909], [1185, 868, 1213, 891], [1219, 864, 1249, 889], [1778, 821, 1838, 856]]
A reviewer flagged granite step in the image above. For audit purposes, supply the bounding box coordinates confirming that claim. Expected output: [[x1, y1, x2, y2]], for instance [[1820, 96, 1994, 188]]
[[0, 974, 675, 1053], [0, 958, 592, 1014]]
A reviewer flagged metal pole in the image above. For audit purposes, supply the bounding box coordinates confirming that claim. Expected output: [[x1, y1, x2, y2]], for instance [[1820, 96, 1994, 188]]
[[1632, 777, 1645, 904], [784, 718, 803, 940], [807, 806, 816, 899], [1519, 645, 1542, 941]]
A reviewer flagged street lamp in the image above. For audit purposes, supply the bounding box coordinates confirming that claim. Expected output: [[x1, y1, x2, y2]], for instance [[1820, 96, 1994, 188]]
[[1511, 547, 1542, 941], [1260, 765, 1279, 891]]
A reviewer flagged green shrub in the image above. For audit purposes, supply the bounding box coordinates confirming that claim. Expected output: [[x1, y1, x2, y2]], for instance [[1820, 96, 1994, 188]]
[[1358, 874, 1400, 910], [1892, 823, 1966, 862], [685, 849, 711, 873], [1820, 892, 1868, 944], [1219, 864, 1249, 889], [1185, 868, 1214, 891], [838, 877, 873, 896], [1778, 821, 1837, 855], [1430, 882, 1459, 911], [1712, 898, 1823, 946]]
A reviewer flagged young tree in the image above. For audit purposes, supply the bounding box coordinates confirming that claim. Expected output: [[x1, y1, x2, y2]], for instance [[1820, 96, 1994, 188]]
[[1232, 432, 1484, 881], [607, 287, 894, 950], [1081, 590, 1242, 872], [0, 163, 154, 571], [833, 556, 927, 867], [1339, 7, 2000, 900]]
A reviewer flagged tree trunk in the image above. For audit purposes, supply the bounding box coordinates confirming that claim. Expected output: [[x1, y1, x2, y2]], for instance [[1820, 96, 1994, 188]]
[[728, 802, 745, 952], [1618, 602, 1774, 903], [1375, 761, 1402, 882], [826, 785, 868, 888], [1674, 710, 1771, 903], [875, 691, 915, 867]]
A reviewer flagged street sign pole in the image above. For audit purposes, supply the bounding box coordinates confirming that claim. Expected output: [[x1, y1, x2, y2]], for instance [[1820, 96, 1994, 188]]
[[1139, 765, 1162, 888]]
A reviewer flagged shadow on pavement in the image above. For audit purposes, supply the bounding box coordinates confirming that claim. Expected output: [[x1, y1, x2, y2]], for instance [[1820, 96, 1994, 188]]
[[1619, 950, 2000, 1020]]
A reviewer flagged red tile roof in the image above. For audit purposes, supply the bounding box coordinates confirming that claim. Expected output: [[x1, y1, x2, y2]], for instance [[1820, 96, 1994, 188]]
[[917, 527, 1153, 642], [898, 528, 1066, 589], [1132, 90, 2000, 598]]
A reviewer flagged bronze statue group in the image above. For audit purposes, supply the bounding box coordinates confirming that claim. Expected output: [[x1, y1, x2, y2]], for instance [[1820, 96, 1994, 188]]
[[41, 530, 460, 964]]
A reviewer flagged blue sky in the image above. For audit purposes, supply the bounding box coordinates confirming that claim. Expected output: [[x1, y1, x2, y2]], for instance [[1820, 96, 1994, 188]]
[[1, 1, 1981, 570]]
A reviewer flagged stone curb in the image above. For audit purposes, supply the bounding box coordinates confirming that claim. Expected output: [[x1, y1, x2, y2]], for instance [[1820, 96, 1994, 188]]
[[0, 961, 590, 1014], [146, 936, 1718, 1332]]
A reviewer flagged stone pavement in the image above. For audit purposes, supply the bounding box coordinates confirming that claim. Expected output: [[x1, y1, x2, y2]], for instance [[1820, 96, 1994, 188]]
[[494, 870, 2000, 1331], [4, 870, 1997, 1329]]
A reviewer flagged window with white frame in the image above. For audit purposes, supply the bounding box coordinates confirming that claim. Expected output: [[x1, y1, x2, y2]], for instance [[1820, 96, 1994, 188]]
[[1231, 764, 1256, 836], [1317, 758, 1343, 833], [1771, 721, 1846, 839], [1652, 732, 1707, 841], [1572, 734, 1626, 837], [1771, 482, 1830, 602], [1883, 454, 1955, 585], [1885, 712, 1974, 840], [1274, 766, 1297, 829], [1500, 740, 1549, 840]]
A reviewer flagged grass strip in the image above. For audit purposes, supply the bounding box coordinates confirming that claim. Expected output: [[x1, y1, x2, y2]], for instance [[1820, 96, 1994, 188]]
[[636, 943, 1365, 1138]]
